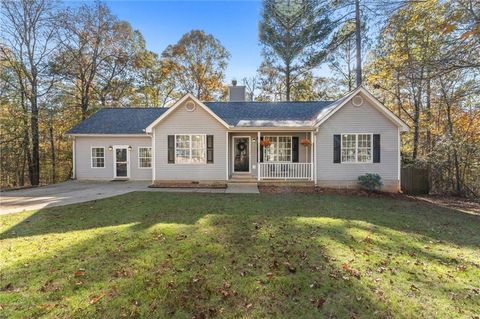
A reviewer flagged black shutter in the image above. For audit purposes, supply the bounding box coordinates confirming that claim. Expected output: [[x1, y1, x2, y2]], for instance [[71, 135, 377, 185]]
[[373, 134, 380, 163], [206, 135, 214, 163], [292, 136, 299, 162], [333, 134, 341, 163], [168, 135, 175, 164], [260, 137, 264, 162]]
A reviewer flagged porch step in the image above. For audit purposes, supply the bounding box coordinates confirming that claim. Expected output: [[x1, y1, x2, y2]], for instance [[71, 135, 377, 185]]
[[226, 183, 259, 194], [230, 174, 257, 183]]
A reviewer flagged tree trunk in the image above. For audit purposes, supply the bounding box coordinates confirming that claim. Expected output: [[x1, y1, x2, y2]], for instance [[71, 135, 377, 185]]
[[445, 101, 461, 194], [285, 63, 291, 101], [355, 0, 362, 87], [30, 98, 40, 186], [49, 126, 56, 184], [412, 100, 420, 160], [425, 77, 432, 152]]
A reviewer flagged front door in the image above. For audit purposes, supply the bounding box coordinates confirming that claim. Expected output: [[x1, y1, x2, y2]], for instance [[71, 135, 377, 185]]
[[114, 146, 129, 178], [233, 137, 250, 172]]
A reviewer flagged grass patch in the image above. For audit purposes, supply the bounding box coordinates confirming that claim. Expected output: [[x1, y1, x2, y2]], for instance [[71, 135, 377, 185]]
[[0, 192, 479, 318]]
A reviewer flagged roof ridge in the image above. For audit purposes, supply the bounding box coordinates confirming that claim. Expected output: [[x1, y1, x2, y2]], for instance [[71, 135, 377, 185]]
[[205, 101, 333, 103], [101, 107, 166, 109]]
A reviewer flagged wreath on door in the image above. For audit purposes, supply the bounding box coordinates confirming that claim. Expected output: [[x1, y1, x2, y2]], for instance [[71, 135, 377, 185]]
[[237, 141, 247, 152]]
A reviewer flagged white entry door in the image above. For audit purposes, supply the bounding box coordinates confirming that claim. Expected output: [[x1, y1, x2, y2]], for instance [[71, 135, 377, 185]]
[[113, 146, 130, 178]]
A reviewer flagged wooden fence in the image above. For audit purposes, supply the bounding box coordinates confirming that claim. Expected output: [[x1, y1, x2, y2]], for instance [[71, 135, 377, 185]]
[[401, 167, 429, 195]]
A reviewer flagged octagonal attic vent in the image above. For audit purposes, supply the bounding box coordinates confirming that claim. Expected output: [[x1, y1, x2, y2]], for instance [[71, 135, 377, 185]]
[[185, 100, 196, 112]]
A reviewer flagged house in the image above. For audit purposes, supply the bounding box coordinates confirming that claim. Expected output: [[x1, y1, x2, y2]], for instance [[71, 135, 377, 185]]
[[66, 85, 409, 192]]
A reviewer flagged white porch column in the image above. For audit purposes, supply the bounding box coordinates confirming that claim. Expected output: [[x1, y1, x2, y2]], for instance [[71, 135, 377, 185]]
[[313, 130, 318, 185], [257, 131, 261, 181], [310, 131, 314, 181], [151, 131, 155, 184], [226, 131, 229, 180]]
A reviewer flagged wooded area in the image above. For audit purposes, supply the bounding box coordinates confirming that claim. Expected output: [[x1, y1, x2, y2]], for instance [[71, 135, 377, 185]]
[[1, 0, 479, 197]]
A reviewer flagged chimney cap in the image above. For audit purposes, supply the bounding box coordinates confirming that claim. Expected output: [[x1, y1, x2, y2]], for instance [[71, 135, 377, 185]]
[[231, 79, 237, 86]]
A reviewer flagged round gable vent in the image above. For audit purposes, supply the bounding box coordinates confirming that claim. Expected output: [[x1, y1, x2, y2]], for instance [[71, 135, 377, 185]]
[[352, 95, 364, 107], [185, 100, 196, 112]]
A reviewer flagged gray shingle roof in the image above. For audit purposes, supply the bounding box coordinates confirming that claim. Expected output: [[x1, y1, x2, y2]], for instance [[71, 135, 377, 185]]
[[67, 101, 336, 134], [67, 108, 168, 134], [205, 101, 333, 127]]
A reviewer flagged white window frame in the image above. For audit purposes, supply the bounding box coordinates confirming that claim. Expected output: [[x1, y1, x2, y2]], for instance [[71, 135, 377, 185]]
[[174, 134, 207, 164], [91, 146, 105, 168], [138, 147, 152, 169], [263, 136, 293, 163], [340, 133, 373, 164]]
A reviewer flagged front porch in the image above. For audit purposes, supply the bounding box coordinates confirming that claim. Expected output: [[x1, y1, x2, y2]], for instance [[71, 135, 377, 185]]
[[228, 131, 315, 182]]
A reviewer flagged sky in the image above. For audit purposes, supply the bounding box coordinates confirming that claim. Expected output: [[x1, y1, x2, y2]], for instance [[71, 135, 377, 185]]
[[105, 0, 264, 82]]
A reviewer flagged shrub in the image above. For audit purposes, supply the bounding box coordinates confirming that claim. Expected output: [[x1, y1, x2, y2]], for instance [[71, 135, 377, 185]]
[[358, 173, 383, 192]]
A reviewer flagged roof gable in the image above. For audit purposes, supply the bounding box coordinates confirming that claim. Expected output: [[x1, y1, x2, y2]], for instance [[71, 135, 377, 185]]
[[145, 93, 230, 133], [314, 87, 409, 131]]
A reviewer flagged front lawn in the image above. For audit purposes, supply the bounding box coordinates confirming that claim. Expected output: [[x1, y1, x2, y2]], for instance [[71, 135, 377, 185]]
[[0, 192, 479, 318]]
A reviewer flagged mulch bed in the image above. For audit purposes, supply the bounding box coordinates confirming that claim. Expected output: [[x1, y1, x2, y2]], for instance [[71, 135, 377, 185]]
[[149, 182, 227, 189]]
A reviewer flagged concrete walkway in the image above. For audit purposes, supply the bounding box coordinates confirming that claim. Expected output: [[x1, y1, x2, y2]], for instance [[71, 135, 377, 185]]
[[0, 180, 150, 215], [225, 183, 259, 194]]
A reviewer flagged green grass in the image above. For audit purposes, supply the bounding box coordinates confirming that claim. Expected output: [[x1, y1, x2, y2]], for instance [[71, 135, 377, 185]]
[[0, 192, 479, 318]]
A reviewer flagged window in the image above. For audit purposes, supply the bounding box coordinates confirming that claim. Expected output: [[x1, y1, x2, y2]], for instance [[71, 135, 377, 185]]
[[91, 147, 105, 168], [263, 136, 292, 162], [175, 135, 206, 164], [138, 147, 152, 168], [341, 134, 372, 163]]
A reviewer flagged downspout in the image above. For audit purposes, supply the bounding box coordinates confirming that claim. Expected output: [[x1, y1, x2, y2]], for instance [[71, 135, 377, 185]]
[[72, 137, 76, 179], [151, 130, 156, 185]]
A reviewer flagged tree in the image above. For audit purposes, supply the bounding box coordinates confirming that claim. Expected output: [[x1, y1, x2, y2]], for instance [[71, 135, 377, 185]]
[[54, 2, 141, 118], [367, 0, 480, 196], [161, 30, 230, 101], [1, 0, 58, 185], [133, 48, 177, 107], [327, 20, 369, 92], [242, 76, 259, 101], [259, 0, 334, 101]]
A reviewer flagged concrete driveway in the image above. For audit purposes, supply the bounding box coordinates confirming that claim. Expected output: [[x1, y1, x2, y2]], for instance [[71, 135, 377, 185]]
[[0, 180, 150, 215]]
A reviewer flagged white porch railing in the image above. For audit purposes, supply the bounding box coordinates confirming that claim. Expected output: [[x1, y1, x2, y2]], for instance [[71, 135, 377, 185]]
[[259, 162, 313, 180]]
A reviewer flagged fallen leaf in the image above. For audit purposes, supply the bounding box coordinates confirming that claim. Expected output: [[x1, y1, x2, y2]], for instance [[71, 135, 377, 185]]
[[410, 284, 420, 291], [2, 283, 13, 291], [74, 269, 86, 277], [89, 292, 106, 305], [310, 297, 326, 309]]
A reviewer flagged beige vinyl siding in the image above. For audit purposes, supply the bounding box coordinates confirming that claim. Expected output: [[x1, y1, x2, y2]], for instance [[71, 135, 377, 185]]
[[153, 99, 228, 181], [316, 92, 399, 189], [75, 136, 152, 180]]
